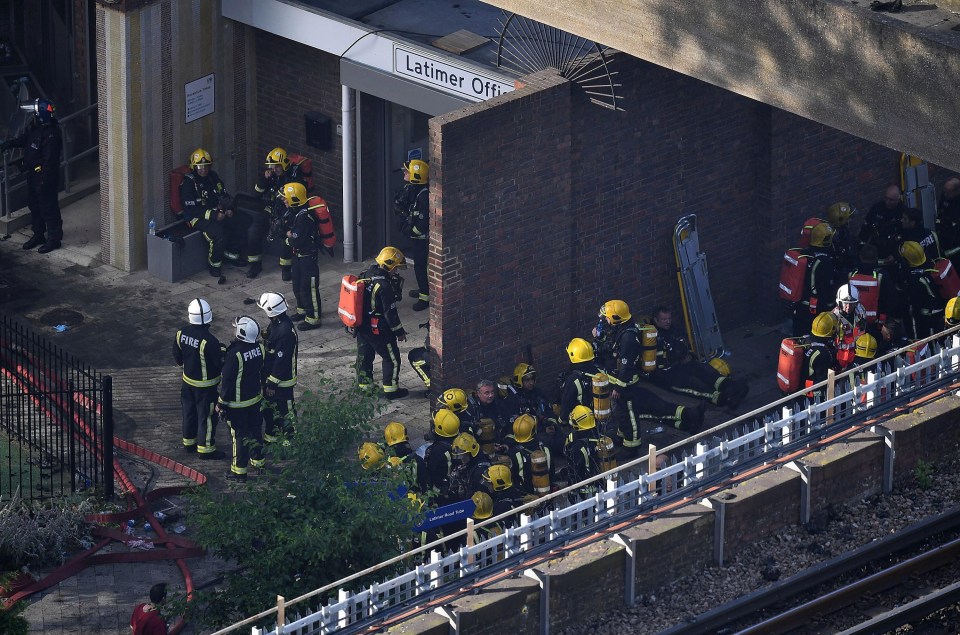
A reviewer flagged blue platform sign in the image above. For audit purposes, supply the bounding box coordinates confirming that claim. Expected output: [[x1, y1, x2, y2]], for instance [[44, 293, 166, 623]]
[[415, 498, 475, 530], [407, 148, 422, 162]]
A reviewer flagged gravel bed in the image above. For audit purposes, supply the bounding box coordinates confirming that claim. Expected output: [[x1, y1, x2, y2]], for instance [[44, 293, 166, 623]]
[[557, 446, 960, 635]]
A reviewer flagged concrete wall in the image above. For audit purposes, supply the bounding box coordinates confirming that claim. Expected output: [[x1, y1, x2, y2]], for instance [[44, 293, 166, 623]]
[[482, 0, 960, 174], [428, 56, 922, 395], [96, 0, 255, 270]]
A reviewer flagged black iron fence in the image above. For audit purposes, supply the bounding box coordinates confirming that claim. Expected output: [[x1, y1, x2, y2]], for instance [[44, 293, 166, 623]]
[[0, 314, 113, 501]]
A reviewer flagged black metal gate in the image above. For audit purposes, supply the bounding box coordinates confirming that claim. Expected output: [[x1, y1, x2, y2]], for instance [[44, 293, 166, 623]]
[[0, 314, 113, 501]]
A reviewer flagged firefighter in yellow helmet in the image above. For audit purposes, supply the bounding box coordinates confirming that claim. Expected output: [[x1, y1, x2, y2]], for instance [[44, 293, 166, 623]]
[[825, 201, 858, 270], [392, 158, 431, 311], [803, 312, 839, 399], [437, 388, 469, 414], [251, 146, 311, 280], [383, 421, 427, 492], [280, 182, 322, 331], [558, 337, 603, 429], [179, 147, 242, 278], [482, 463, 523, 519], [424, 409, 459, 501], [592, 300, 705, 455], [898, 240, 944, 339], [466, 491, 505, 545], [946, 297, 960, 328], [448, 432, 490, 502], [503, 414, 554, 497], [563, 405, 603, 491], [649, 306, 749, 410], [792, 222, 839, 337], [502, 363, 561, 454], [355, 247, 410, 399]]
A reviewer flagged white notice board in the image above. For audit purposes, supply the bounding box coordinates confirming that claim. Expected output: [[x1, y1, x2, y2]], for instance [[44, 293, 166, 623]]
[[185, 74, 215, 124]]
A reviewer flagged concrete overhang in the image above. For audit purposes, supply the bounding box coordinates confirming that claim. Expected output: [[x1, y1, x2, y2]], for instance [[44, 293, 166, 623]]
[[223, 0, 517, 114], [481, 0, 960, 172]]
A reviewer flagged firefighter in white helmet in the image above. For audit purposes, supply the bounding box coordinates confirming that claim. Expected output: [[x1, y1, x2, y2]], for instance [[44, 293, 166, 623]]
[[257, 292, 299, 442], [173, 299, 225, 457], [219, 316, 265, 483], [832, 285, 869, 369]]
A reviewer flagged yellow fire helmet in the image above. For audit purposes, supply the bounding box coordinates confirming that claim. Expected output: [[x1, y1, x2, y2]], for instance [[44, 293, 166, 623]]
[[809, 223, 836, 248], [437, 388, 468, 413], [433, 409, 461, 438], [265, 147, 290, 170], [383, 421, 408, 447], [512, 363, 536, 388], [826, 202, 855, 227], [947, 297, 960, 324], [403, 159, 429, 184], [566, 337, 595, 363], [358, 442, 385, 471], [471, 491, 493, 519], [375, 246, 406, 272], [512, 414, 537, 443], [570, 405, 596, 431], [811, 312, 839, 338], [282, 182, 307, 207], [900, 241, 926, 268], [855, 333, 878, 359], [189, 147, 212, 169], [708, 358, 731, 377], [482, 464, 513, 491], [452, 432, 480, 459], [600, 300, 632, 325]]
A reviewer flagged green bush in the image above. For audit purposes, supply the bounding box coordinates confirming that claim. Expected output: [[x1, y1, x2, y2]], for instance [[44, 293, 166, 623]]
[[178, 379, 424, 629], [0, 598, 29, 635]]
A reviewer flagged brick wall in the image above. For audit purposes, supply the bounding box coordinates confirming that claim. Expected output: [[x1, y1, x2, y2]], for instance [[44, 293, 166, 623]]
[[254, 31, 342, 216], [429, 54, 955, 395]]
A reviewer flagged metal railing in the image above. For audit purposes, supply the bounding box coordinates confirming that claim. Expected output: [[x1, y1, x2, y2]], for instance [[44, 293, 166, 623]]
[[219, 327, 960, 635], [0, 314, 114, 501], [0, 102, 98, 221]]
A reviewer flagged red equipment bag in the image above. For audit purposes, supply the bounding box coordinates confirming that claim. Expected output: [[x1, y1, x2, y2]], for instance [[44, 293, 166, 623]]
[[928, 258, 960, 299], [307, 195, 337, 249], [168, 165, 192, 216], [848, 273, 881, 324], [778, 248, 809, 303], [777, 338, 805, 394], [797, 217, 825, 249], [288, 154, 314, 191], [338, 274, 366, 328]]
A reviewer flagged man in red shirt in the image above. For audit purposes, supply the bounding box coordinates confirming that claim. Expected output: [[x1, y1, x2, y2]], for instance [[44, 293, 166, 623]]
[[130, 583, 168, 635]]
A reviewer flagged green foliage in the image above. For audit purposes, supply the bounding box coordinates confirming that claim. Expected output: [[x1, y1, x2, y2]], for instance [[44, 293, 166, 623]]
[[0, 491, 94, 570], [0, 598, 29, 635], [180, 378, 424, 629], [914, 459, 935, 490]]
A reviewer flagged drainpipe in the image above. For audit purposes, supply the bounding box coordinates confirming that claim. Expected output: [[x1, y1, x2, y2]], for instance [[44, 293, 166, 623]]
[[341, 85, 356, 263]]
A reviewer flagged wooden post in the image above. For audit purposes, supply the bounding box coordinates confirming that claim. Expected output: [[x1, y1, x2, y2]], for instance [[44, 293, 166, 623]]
[[826, 368, 836, 422], [276, 595, 285, 633], [647, 444, 658, 492]]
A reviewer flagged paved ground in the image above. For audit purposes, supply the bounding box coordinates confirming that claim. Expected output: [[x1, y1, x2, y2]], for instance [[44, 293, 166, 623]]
[[0, 190, 784, 634]]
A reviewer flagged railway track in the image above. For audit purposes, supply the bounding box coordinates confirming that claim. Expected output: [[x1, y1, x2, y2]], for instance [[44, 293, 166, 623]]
[[656, 506, 960, 635]]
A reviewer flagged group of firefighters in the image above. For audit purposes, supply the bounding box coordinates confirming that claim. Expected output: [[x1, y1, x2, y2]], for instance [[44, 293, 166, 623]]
[[173, 292, 300, 483], [355, 298, 751, 536], [778, 179, 960, 396], [176, 146, 337, 331]]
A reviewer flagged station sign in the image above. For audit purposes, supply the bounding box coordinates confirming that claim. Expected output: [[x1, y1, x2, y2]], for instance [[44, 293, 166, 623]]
[[394, 45, 513, 102]]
